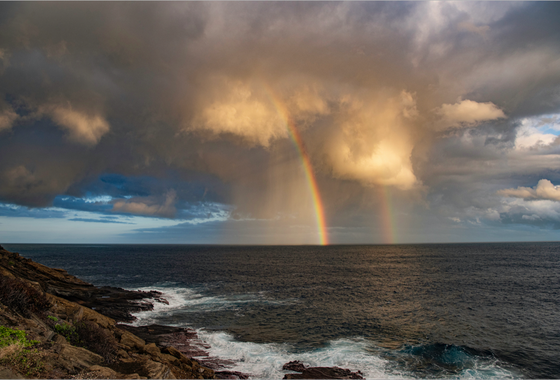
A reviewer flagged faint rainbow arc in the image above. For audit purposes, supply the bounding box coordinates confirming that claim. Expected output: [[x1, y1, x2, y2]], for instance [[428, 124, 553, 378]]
[[262, 84, 329, 245]]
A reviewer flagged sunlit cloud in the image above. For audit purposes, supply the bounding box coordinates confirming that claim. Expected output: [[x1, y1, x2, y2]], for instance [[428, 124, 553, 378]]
[[498, 179, 560, 202], [0, 2, 559, 243]]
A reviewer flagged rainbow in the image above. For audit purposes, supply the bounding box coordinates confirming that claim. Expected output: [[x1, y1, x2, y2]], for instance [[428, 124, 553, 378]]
[[263, 85, 329, 245]]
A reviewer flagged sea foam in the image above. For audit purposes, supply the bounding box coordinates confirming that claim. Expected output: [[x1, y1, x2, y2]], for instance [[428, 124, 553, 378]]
[[130, 285, 520, 379]]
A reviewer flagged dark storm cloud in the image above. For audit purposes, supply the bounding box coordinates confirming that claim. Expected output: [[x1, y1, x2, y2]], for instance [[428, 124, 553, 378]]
[[0, 2, 560, 240]]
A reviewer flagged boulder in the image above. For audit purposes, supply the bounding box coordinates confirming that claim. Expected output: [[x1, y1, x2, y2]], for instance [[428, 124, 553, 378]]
[[87, 364, 119, 378], [143, 359, 176, 379], [58, 345, 103, 372], [282, 365, 364, 379], [144, 342, 161, 357], [283, 360, 307, 372], [120, 330, 146, 351]]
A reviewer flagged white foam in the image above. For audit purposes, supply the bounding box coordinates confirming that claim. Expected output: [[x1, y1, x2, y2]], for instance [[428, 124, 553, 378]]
[[198, 331, 403, 379], [128, 285, 276, 326], [127, 286, 520, 379]]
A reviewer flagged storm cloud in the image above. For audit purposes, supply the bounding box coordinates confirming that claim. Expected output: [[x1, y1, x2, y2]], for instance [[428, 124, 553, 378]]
[[1, 2, 560, 243]]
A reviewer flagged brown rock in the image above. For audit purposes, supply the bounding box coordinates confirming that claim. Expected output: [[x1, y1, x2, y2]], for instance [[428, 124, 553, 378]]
[[143, 359, 176, 379], [123, 374, 148, 379], [144, 342, 161, 357], [58, 345, 103, 372], [283, 360, 307, 372], [0, 366, 25, 379], [120, 331, 146, 351], [87, 364, 119, 378], [282, 365, 364, 379]]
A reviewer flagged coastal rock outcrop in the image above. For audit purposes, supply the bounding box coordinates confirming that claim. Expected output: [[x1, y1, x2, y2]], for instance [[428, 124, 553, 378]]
[[0, 245, 216, 379], [282, 361, 364, 379], [0, 246, 166, 323]]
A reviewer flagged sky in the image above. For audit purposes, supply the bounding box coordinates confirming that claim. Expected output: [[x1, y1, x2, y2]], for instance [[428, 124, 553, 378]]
[[1, 2, 560, 244]]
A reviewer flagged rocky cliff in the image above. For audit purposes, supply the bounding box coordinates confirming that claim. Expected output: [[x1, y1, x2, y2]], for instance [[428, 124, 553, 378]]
[[0, 245, 216, 379]]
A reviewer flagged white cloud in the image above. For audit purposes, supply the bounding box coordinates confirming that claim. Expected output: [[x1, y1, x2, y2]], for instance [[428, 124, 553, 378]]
[[515, 114, 560, 150], [497, 179, 560, 201], [43, 105, 110, 145], [434, 99, 506, 130], [112, 190, 177, 218]]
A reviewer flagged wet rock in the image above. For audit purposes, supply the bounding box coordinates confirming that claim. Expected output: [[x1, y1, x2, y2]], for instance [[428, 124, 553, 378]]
[[283, 360, 308, 372], [215, 370, 250, 379], [282, 364, 364, 379]]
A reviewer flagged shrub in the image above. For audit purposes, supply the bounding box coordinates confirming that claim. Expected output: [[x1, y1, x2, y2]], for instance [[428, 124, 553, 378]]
[[0, 275, 51, 318], [74, 321, 117, 363], [0, 326, 39, 348], [54, 322, 82, 346], [0, 345, 45, 377], [50, 320, 117, 363], [0, 328, 44, 377]]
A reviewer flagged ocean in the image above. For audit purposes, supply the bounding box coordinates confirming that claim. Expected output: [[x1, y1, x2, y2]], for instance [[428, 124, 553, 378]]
[[4, 243, 559, 379]]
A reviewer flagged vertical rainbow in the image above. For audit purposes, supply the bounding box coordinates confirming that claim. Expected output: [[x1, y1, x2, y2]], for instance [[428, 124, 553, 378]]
[[263, 85, 329, 245]]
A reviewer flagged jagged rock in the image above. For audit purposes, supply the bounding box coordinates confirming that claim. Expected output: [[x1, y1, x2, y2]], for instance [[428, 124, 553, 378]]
[[283, 360, 307, 372], [86, 364, 119, 378], [0, 247, 217, 379], [282, 365, 364, 379], [144, 359, 176, 379], [0, 246, 164, 323], [123, 374, 148, 379], [58, 345, 104, 372], [144, 342, 161, 357], [120, 330, 146, 351], [215, 370, 250, 379]]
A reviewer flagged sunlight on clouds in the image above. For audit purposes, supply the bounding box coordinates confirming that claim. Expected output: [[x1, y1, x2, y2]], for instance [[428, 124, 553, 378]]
[[112, 190, 177, 218], [434, 99, 505, 130], [194, 80, 287, 146], [43, 105, 110, 145], [325, 91, 418, 189], [498, 179, 560, 201]]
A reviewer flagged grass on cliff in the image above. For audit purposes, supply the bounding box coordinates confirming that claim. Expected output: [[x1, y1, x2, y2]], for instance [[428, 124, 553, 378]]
[[0, 275, 51, 318], [0, 326, 44, 377]]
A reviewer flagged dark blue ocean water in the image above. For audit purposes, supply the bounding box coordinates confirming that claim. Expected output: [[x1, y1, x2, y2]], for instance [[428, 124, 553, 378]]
[[4, 243, 560, 379]]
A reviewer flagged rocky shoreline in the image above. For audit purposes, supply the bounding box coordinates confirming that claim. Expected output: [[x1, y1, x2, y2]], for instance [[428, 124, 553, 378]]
[[0, 245, 364, 379]]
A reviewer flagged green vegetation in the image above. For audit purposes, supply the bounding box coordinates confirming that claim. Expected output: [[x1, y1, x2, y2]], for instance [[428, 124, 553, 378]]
[[0, 326, 38, 348], [0, 326, 44, 377], [53, 322, 82, 346], [1, 347, 45, 377], [46, 315, 58, 322]]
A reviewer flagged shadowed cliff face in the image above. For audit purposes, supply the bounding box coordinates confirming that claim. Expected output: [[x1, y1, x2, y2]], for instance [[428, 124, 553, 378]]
[[0, 245, 165, 323], [0, 245, 216, 379]]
